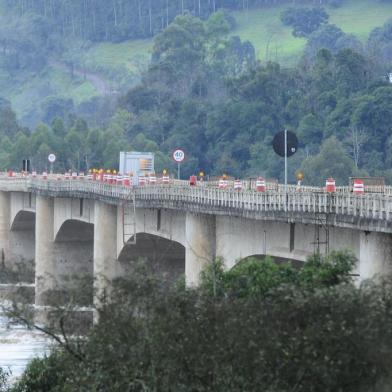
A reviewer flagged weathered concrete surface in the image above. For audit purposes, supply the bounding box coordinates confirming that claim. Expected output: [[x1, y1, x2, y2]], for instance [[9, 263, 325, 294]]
[[3, 186, 392, 300], [54, 198, 94, 240], [185, 213, 216, 286], [0, 191, 10, 273], [9, 192, 35, 226], [35, 196, 55, 305], [9, 211, 35, 282], [359, 231, 392, 280], [118, 233, 185, 283], [94, 201, 117, 301], [117, 207, 186, 258], [35, 196, 94, 306], [215, 216, 359, 279]]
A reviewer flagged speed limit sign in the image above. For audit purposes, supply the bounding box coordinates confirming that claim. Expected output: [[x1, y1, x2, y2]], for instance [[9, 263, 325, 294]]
[[172, 149, 185, 163], [48, 153, 56, 163]]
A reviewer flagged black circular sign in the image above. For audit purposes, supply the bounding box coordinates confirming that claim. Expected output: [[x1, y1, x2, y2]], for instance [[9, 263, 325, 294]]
[[272, 130, 298, 158]]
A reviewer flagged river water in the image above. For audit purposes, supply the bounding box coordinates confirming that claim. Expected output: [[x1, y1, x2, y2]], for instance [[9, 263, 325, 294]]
[[0, 299, 49, 384]]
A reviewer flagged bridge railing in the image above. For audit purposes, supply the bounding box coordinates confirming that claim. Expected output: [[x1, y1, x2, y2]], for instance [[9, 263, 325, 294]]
[[134, 184, 392, 220], [0, 177, 391, 221]]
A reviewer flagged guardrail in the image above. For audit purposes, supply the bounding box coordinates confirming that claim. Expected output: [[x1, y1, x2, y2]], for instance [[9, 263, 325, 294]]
[[0, 177, 390, 222]]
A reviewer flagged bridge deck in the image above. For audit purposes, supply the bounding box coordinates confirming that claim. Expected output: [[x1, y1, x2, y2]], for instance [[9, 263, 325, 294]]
[[0, 177, 391, 232]]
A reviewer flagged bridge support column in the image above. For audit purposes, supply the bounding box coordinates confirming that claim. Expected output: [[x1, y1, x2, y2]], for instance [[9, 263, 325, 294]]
[[93, 201, 117, 302], [185, 212, 216, 286], [0, 191, 10, 272], [359, 231, 392, 280], [35, 196, 55, 306]]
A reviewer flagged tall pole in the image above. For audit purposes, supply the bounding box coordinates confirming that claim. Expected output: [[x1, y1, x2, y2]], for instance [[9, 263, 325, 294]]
[[178, 163, 180, 180], [284, 129, 287, 190]]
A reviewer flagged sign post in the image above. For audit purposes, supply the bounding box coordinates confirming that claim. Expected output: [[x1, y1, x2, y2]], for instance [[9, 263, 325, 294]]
[[48, 153, 56, 174], [284, 129, 287, 192], [172, 149, 185, 179], [272, 130, 298, 208]]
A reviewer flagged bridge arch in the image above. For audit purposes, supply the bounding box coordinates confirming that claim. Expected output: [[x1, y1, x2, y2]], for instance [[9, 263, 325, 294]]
[[118, 232, 185, 283], [8, 210, 36, 282], [51, 218, 94, 305], [232, 254, 305, 270]]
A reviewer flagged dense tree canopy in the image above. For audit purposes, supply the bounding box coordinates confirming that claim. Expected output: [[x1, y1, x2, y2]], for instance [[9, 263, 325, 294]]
[[281, 7, 329, 37], [0, 10, 391, 184], [1, 0, 348, 42]]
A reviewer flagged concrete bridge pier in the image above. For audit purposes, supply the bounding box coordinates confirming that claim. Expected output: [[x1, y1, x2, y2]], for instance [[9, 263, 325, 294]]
[[35, 196, 94, 307], [359, 231, 392, 280], [185, 212, 216, 286], [93, 201, 117, 303], [0, 191, 10, 274], [35, 196, 56, 306]]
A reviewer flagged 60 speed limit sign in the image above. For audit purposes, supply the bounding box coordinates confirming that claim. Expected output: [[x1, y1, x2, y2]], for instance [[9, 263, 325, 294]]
[[172, 149, 185, 163]]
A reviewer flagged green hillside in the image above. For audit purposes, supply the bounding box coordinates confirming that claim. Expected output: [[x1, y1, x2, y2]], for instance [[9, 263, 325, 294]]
[[233, 0, 392, 66], [6, 0, 392, 126]]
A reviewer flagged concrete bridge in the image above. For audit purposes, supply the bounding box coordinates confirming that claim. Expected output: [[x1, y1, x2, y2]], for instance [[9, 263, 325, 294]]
[[1, 176, 392, 307]]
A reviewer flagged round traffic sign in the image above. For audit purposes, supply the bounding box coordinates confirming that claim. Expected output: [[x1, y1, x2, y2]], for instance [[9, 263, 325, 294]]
[[172, 149, 185, 163], [48, 153, 56, 163], [272, 131, 298, 158]]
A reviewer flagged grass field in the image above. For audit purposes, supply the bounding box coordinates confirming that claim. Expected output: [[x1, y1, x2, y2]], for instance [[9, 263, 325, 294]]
[[83, 39, 152, 73], [232, 0, 392, 65]]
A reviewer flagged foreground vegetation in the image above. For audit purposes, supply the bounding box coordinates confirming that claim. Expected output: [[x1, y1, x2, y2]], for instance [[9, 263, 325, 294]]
[[3, 252, 392, 391]]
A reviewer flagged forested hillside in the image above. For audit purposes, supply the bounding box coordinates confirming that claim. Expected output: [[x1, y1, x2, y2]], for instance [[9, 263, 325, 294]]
[[1, 0, 392, 127], [0, 1, 391, 184], [2, 0, 351, 42]]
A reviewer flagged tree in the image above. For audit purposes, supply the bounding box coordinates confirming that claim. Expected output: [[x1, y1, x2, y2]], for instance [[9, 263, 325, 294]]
[[347, 126, 367, 169], [299, 136, 356, 185], [305, 24, 362, 60], [280, 7, 329, 37]]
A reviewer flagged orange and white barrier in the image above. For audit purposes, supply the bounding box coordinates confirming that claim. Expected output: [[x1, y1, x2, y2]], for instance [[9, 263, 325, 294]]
[[162, 175, 170, 184], [139, 176, 146, 186], [42, 171, 48, 180], [234, 179, 242, 191], [218, 178, 228, 189], [71, 172, 77, 180], [32, 171, 37, 178], [79, 173, 85, 180], [353, 179, 364, 194], [189, 175, 197, 186], [326, 178, 336, 193], [149, 175, 157, 185], [123, 175, 131, 187], [256, 177, 266, 192], [116, 175, 123, 185]]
